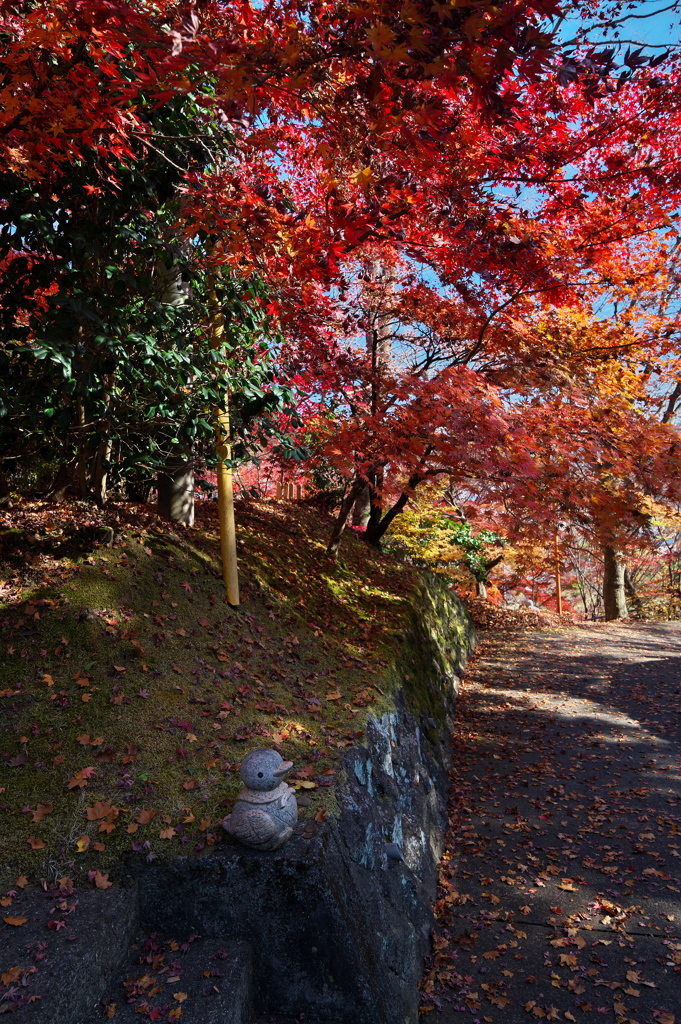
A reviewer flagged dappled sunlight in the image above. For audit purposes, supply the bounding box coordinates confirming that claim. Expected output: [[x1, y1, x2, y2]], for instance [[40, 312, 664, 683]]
[[422, 621, 681, 1021]]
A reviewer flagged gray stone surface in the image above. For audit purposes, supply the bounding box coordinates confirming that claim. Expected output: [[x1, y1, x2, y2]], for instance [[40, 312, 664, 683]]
[[82, 936, 252, 1024], [0, 882, 138, 1022]]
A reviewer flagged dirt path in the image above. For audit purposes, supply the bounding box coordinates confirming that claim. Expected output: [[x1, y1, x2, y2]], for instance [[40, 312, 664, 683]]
[[421, 622, 681, 1024]]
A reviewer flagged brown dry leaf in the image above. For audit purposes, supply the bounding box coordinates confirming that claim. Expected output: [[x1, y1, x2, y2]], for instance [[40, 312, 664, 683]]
[[76, 733, 91, 745], [626, 972, 640, 984], [94, 871, 112, 890], [127, 823, 139, 834], [483, 951, 500, 960], [75, 835, 91, 853], [86, 800, 115, 821], [614, 1003, 627, 1016], [113, 665, 126, 674], [159, 828, 176, 840], [173, 993, 188, 1004], [558, 954, 577, 967], [136, 809, 156, 825], [0, 897, 11, 907], [4, 916, 27, 926], [16, 876, 28, 889], [565, 1014, 576, 1022], [657, 1015, 675, 1024], [31, 803, 53, 823], [93, 841, 106, 852], [325, 691, 342, 701], [199, 817, 211, 832], [314, 808, 327, 823], [558, 879, 576, 892], [53, 753, 65, 764], [1, 967, 21, 986], [27, 835, 45, 850], [104, 1003, 116, 1019], [68, 766, 96, 789]]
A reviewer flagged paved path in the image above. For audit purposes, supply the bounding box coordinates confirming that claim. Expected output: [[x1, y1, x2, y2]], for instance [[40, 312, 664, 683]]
[[422, 622, 681, 1024]]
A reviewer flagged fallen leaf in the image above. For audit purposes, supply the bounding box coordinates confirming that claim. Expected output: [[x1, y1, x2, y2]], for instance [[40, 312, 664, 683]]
[[173, 993, 187, 1003], [75, 835, 91, 853], [31, 803, 53, 823], [16, 876, 28, 889], [27, 835, 45, 850], [127, 823, 139, 834], [314, 808, 327, 823], [136, 809, 156, 825], [3, 916, 27, 926], [159, 828, 176, 839], [94, 871, 112, 889], [68, 766, 96, 789], [1, 968, 21, 986], [86, 800, 115, 821], [113, 665, 126, 674]]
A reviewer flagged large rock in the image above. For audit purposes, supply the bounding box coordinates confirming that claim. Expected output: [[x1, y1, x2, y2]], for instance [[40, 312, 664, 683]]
[[139, 574, 475, 1024], [0, 573, 474, 1024]]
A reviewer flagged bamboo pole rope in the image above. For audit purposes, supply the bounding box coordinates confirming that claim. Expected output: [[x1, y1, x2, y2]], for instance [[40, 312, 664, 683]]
[[208, 275, 240, 607]]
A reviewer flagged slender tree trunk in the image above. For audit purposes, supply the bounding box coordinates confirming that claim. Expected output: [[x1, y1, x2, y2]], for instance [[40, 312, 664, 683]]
[[92, 436, 112, 507], [603, 545, 628, 620], [364, 472, 423, 548], [157, 453, 195, 526], [476, 580, 487, 599], [327, 477, 366, 559], [91, 375, 115, 508], [623, 568, 643, 619], [351, 484, 371, 528], [75, 396, 88, 499]]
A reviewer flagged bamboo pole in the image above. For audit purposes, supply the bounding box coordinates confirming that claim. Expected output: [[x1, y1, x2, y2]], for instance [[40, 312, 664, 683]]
[[554, 529, 562, 616], [208, 275, 240, 607]]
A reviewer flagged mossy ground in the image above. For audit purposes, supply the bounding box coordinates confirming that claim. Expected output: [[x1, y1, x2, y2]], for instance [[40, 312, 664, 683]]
[[0, 496, 416, 890]]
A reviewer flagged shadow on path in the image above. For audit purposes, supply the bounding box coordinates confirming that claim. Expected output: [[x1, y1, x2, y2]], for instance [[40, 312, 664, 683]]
[[422, 622, 681, 1024]]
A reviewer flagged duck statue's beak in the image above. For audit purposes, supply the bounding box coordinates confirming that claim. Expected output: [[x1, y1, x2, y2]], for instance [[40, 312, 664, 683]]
[[274, 760, 293, 776]]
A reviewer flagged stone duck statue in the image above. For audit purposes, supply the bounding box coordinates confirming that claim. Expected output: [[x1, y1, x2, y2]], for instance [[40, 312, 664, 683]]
[[223, 748, 297, 851]]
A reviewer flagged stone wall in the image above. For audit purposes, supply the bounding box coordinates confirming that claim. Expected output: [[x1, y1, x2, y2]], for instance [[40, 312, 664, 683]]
[[139, 572, 476, 1023]]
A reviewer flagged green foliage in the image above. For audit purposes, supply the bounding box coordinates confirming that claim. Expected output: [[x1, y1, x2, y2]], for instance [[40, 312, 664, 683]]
[[0, 96, 295, 496], [443, 522, 506, 582]]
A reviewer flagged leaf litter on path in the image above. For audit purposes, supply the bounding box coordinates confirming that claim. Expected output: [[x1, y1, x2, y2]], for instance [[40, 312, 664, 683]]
[[421, 621, 681, 1024]]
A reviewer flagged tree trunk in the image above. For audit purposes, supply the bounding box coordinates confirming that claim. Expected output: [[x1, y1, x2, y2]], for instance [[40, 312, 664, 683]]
[[476, 580, 487, 600], [364, 472, 423, 548], [327, 478, 366, 559], [158, 456, 195, 526], [623, 568, 643, 619], [0, 470, 10, 508], [603, 545, 628, 620], [351, 484, 371, 528], [92, 436, 112, 508]]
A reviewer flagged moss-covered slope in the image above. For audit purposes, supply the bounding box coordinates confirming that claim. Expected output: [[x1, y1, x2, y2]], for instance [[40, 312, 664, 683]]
[[0, 497, 425, 887]]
